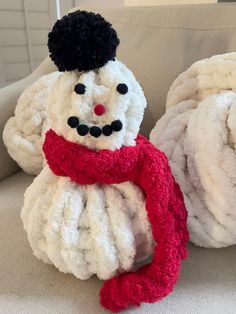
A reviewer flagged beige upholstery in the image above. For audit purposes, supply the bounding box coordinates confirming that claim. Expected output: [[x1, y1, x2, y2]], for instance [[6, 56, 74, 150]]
[[0, 4, 236, 313]]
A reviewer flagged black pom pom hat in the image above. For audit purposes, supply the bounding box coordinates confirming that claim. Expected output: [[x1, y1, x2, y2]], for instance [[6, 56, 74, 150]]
[[48, 10, 120, 72]]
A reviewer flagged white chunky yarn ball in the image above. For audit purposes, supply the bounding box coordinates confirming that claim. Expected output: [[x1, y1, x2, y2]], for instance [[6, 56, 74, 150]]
[[150, 53, 236, 248]]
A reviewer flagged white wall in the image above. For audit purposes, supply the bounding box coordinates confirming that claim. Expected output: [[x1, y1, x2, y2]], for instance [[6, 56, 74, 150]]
[[125, 0, 216, 5], [74, 0, 123, 8], [0, 0, 57, 87]]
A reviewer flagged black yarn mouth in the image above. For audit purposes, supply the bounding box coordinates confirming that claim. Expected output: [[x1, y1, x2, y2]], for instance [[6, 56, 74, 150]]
[[67, 116, 123, 138]]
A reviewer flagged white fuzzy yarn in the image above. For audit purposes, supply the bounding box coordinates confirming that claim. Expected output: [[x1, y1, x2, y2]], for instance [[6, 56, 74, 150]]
[[21, 60, 152, 279], [3, 59, 146, 173], [21, 166, 152, 280], [3, 72, 62, 175], [150, 53, 236, 248], [48, 60, 146, 151]]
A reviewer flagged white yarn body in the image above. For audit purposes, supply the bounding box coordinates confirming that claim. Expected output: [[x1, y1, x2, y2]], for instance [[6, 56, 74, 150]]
[[21, 60, 152, 279], [21, 166, 153, 280], [150, 53, 236, 248]]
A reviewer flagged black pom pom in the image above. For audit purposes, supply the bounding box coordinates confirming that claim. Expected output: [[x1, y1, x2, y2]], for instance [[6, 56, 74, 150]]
[[111, 120, 123, 132], [74, 83, 86, 95], [77, 125, 89, 136], [90, 126, 102, 138], [117, 83, 128, 95], [48, 10, 120, 72], [102, 125, 113, 136]]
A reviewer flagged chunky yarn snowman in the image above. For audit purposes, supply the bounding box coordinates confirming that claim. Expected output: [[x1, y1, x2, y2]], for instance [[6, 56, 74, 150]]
[[21, 11, 188, 312]]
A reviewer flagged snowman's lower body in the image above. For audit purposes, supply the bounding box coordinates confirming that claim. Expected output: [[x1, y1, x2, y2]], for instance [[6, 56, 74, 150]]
[[21, 166, 153, 280]]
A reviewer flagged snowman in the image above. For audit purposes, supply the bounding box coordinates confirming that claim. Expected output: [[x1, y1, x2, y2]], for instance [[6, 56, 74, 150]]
[[21, 11, 188, 312]]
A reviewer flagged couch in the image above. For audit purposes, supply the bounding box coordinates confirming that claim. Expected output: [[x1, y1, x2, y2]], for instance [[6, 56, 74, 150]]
[[0, 4, 235, 314]]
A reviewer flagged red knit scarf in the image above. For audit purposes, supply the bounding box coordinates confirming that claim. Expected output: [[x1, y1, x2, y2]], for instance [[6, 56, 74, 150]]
[[43, 129, 188, 312]]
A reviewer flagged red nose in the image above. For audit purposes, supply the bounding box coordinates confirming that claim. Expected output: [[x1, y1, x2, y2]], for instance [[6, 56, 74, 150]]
[[94, 104, 106, 116]]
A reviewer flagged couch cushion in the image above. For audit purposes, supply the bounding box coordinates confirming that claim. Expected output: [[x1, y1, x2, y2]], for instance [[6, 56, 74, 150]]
[[0, 171, 235, 313]]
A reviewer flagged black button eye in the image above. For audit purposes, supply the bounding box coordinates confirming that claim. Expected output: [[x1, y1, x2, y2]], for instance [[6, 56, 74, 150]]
[[117, 83, 128, 95], [74, 83, 86, 95]]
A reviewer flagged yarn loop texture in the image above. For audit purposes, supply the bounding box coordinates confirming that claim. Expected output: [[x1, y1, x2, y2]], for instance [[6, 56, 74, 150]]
[[43, 129, 189, 312]]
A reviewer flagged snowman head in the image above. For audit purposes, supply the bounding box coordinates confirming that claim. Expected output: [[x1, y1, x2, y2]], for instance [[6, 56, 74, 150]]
[[47, 11, 146, 150]]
